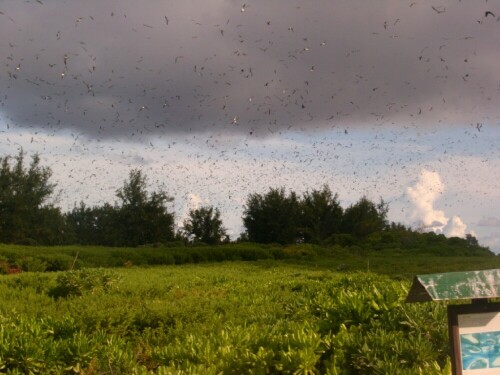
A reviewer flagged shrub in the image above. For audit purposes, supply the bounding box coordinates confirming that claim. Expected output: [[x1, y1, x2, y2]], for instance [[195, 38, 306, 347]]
[[0, 255, 10, 274], [326, 233, 357, 247], [283, 244, 320, 259], [13, 238, 39, 246], [48, 268, 122, 299], [40, 254, 74, 271], [18, 256, 47, 272]]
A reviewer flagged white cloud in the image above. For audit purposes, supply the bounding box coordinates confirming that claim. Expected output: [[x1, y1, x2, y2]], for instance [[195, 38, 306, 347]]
[[406, 169, 473, 239], [443, 216, 468, 238], [406, 169, 448, 230]]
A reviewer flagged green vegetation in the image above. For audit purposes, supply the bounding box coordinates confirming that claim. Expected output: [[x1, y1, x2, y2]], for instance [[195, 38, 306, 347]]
[[0, 262, 455, 374], [243, 187, 302, 244], [0, 241, 495, 277], [1, 151, 491, 254], [0, 151, 495, 373], [183, 206, 228, 244], [0, 243, 498, 373], [65, 169, 175, 247], [0, 151, 65, 245], [0, 243, 286, 274]]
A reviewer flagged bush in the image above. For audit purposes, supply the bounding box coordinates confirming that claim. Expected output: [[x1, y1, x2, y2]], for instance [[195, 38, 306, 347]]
[[48, 269, 122, 299], [283, 244, 320, 259], [13, 238, 39, 246], [147, 253, 175, 265], [0, 255, 10, 274], [18, 256, 47, 272], [326, 233, 357, 247], [40, 254, 74, 271]]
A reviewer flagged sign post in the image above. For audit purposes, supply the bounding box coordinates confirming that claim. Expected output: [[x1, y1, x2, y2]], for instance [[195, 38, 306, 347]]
[[406, 269, 500, 375]]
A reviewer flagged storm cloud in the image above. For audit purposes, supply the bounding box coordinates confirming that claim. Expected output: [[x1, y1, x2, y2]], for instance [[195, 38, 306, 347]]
[[1, 0, 499, 139]]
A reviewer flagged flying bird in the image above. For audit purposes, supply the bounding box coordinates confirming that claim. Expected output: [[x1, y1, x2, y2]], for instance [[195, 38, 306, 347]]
[[478, 11, 497, 24], [431, 6, 446, 14]]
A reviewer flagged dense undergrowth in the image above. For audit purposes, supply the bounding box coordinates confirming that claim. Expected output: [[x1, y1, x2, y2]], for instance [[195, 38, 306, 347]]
[[0, 263, 453, 374], [0, 238, 496, 278], [0, 240, 495, 373]]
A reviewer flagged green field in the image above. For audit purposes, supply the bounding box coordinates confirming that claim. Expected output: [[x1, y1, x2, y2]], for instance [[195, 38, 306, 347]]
[[0, 244, 499, 374]]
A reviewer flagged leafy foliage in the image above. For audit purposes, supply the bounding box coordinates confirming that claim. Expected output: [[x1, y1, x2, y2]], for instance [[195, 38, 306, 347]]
[[65, 202, 122, 246], [0, 150, 66, 245], [183, 206, 228, 244], [341, 196, 388, 239], [0, 240, 494, 280], [300, 185, 343, 244], [243, 188, 391, 245], [0, 264, 453, 374], [243, 187, 301, 244], [48, 268, 122, 298], [65, 169, 175, 246], [115, 169, 175, 246]]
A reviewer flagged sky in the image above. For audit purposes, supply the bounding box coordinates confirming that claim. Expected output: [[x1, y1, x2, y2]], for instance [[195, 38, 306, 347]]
[[1, 0, 499, 251]]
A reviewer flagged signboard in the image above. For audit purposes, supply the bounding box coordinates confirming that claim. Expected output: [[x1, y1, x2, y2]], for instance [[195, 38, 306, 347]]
[[406, 270, 500, 374], [406, 269, 500, 303], [448, 303, 500, 375]]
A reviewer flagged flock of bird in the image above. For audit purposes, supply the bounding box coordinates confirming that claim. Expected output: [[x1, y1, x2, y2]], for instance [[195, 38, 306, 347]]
[[0, 1, 498, 239]]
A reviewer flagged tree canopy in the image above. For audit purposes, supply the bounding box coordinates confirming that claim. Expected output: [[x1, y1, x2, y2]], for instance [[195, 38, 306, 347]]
[[243, 188, 301, 244], [0, 151, 488, 253], [300, 185, 343, 243], [0, 151, 65, 245], [115, 169, 175, 246], [341, 197, 388, 239], [241, 189, 390, 245], [183, 206, 227, 244], [67, 170, 175, 246]]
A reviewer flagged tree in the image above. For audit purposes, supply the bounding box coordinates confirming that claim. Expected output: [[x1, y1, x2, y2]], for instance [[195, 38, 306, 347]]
[[243, 187, 301, 244], [115, 169, 174, 246], [65, 202, 95, 245], [65, 202, 121, 246], [465, 233, 479, 247], [0, 151, 65, 244], [65, 169, 175, 247], [34, 206, 69, 245], [341, 196, 388, 238], [183, 206, 227, 244], [300, 185, 343, 243]]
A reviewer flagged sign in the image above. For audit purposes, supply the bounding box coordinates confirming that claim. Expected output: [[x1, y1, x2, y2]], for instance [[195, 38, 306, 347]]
[[448, 303, 500, 375], [406, 269, 500, 303], [406, 269, 500, 374]]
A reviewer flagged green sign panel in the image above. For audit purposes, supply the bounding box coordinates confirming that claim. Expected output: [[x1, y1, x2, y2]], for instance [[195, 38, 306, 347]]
[[406, 269, 500, 303]]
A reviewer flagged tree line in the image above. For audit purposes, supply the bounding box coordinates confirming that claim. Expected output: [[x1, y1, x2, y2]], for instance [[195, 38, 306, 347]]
[[0, 151, 484, 251]]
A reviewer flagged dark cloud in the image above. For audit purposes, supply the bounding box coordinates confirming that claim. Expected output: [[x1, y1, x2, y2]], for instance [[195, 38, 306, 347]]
[[1, 0, 499, 139], [430, 220, 446, 228]]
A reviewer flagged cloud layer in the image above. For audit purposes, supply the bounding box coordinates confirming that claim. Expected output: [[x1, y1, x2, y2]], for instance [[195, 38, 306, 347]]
[[1, 0, 499, 138]]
